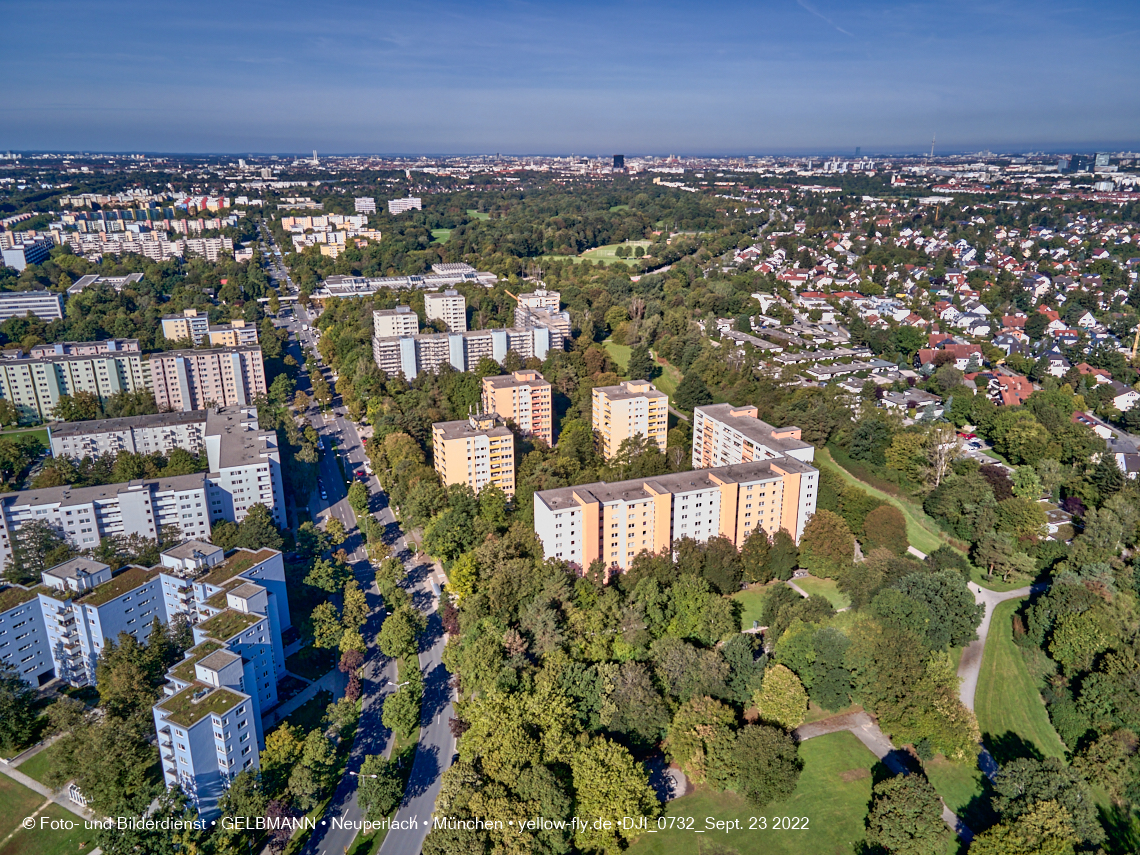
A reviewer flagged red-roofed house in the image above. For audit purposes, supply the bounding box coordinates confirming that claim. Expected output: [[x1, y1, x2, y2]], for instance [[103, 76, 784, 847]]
[[989, 375, 1033, 406], [1075, 363, 1112, 385], [917, 343, 983, 369]]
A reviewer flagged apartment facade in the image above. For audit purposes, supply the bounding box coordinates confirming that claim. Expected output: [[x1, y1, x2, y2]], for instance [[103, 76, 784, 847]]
[[373, 306, 420, 338], [424, 289, 467, 332], [534, 458, 819, 571], [1, 241, 52, 272], [481, 369, 553, 445], [47, 406, 286, 529], [0, 289, 65, 320], [373, 326, 556, 380], [432, 413, 516, 496], [162, 310, 258, 347], [148, 347, 267, 412], [592, 380, 669, 459], [691, 404, 816, 469], [388, 197, 422, 214], [0, 349, 150, 422]]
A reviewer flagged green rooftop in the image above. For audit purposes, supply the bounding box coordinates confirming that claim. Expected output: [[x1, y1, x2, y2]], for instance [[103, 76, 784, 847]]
[[157, 683, 245, 728], [0, 584, 46, 612], [169, 640, 225, 684], [205, 589, 230, 609], [199, 549, 276, 588], [77, 566, 156, 606], [197, 608, 262, 642]]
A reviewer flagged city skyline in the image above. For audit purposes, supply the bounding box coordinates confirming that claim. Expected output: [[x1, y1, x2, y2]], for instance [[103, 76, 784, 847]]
[[3, 0, 1138, 154]]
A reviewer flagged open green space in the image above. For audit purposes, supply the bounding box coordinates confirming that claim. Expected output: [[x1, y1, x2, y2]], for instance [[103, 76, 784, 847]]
[[816, 447, 950, 557], [286, 646, 335, 681], [430, 228, 451, 244], [602, 340, 631, 372], [925, 756, 995, 830], [732, 585, 768, 630], [967, 565, 1033, 593], [0, 428, 50, 448], [465, 209, 489, 220], [628, 731, 877, 855], [792, 576, 850, 610], [16, 742, 67, 787], [0, 802, 94, 855], [544, 240, 652, 267], [648, 353, 682, 397], [0, 775, 45, 840], [975, 599, 1067, 761]]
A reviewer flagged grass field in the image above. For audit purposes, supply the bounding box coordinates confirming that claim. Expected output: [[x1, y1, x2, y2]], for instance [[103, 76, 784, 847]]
[[975, 599, 1067, 761], [732, 585, 768, 630], [465, 209, 489, 220], [285, 646, 335, 681], [0, 427, 49, 448], [603, 340, 631, 373], [544, 240, 652, 267], [815, 448, 949, 557], [924, 756, 995, 830], [627, 731, 877, 855], [967, 565, 1033, 593], [0, 802, 95, 855], [0, 775, 45, 840], [16, 742, 67, 787], [793, 576, 850, 610], [650, 352, 683, 396], [430, 228, 451, 244]]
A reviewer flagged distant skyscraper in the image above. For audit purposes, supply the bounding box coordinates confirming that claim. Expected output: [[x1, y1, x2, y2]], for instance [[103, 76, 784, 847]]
[[311, 150, 318, 165], [1095, 152, 1110, 168], [855, 146, 861, 158], [613, 154, 625, 170]]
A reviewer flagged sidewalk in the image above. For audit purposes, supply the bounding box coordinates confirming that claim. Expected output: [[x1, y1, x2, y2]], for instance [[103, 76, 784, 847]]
[[0, 756, 96, 822]]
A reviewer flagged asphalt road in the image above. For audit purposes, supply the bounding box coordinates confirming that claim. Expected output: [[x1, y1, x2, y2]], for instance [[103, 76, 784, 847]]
[[279, 302, 454, 855]]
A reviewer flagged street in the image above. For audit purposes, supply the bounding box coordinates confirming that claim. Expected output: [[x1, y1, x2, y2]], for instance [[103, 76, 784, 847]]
[[278, 299, 454, 855]]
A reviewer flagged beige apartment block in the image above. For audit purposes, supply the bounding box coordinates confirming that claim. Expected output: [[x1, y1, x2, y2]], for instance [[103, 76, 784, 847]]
[[424, 289, 467, 332], [432, 413, 515, 496], [373, 306, 420, 338], [206, 320, 259, 347], [149, 347, 267, 412], [591, 380, 669, 459], [691, 404, 816, 469], [481, 369, 553, 445], [0, 349, 150, 422]]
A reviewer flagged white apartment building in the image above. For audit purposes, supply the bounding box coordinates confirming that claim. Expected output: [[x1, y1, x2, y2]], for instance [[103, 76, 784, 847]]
[[1, 240, 52, 271], [0, 289, 65, 321], [354, 197, 377, 213], [373, 325, 557, 380], [388, 197, 422, 214], [373, 306, 420, 338], [424, 289, 467, 332], [691, 404, 817, 469]]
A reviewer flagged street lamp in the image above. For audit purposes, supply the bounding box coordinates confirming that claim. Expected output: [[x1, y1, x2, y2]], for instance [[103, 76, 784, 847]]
[[347, 771, 381, 779], [385, 680, 410, 689]]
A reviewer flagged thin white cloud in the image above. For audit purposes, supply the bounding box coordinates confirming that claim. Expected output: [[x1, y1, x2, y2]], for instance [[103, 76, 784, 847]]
[[795, 0, 853, 37]]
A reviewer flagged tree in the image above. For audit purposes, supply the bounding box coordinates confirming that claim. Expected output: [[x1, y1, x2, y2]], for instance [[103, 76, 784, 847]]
[[865, 774, 951, 855], [798, 510, 854, 578], [570, 737, 659, 853], [377, 607, 425, 660], [751, 664, 808, 730], [260, 723, 304, 797], [0, 666, 36, 749], [722, 724, 802, 808], [673, 371, 713, 410], [995, 496, 1047, 541], [305, 557, 351, 593], [310, 601, 342, 649], [970, 799, 1077, 855], [891, 571, 983, 650], [234, 504, 284, 550], [382, 684, 421, 736], [212, 770, 268, 855], [342, 579, 369, 631], [862, 504, 909, 555], [626, 344, 655, 381], [664, 696, 736, 784], [325, 517, 346, 546], [991, 757, 1103, 847], [768, 529, 799, 580], [5, 518, 74, 585], [740, 526, 771, 583], [1012, 465, 1044, 500], [288, 730, 337, 811], [358, 754, 403, 820]]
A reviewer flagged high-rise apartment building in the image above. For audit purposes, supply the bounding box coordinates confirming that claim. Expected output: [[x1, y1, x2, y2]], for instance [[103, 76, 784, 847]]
[[373, 326, 557, 380], [534, 457, 818, 571], [1, 241, 53, 272], [482, 369, 553, 445], [354, 197, 377, 213], [432, 413, 515, 496], [691, 404, 816, 469], [424, 289, 467, 332], [372, 306, 420, 338], [591, 380, 669, 459], [0, 347, 150, 422], [162, 309, 259, 347], [0, 289, 64, 319], [387, 197, 422, 214], [149, 347, 267, 412]]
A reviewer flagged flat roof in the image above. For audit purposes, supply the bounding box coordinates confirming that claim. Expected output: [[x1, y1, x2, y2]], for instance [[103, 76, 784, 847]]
[[0, 473, 207, 509], [77, 565, 157, 606], [161, 540, 222, 562], [228, 582, 264, 600], [482, 371, 550, 390], [694, 404, 815, 455], [205, 408, 274, 469], [432, 418, 513, 441], [157, 683, 245, 728], [50, 409, 208, 439], [197, 649, 242, 672], [536, 458, 814, 510], [197, 608, 263, 641], [0, 584, 45, 612], [43, 556, 110, 581], [592, 380, 667, 402], [169, 640, 225, 683], [199, 548, 278, 588]]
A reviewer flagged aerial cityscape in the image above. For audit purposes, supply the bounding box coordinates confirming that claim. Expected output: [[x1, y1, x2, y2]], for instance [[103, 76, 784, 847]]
[[1, 3, 1139, 855]]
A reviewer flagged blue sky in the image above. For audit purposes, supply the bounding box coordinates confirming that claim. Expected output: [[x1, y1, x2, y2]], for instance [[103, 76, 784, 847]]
[[2, 0, 1137, 154]]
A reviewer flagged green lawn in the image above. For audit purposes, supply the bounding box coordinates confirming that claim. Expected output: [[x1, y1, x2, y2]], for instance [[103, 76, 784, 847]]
[[602, 340, 631, 373], [286, 646, 335, 681], [968, 564, 1033, 593], [732, 585, 768, 630], [792, 576, 850, 610], [465, 209, 490, 220], [0, 427, 50, 448], [924, 756, 995, 831], [816, 447, 949, 557], [15, 742, 67, 787], [0, 775, 45, 840], [628, 731, 877, 855], [0, 802, 94, 855], [430, 228, 451, 244], [649, 352, 683, 397], [975, 599, 1067, 761], [544, 240, 652, 267]]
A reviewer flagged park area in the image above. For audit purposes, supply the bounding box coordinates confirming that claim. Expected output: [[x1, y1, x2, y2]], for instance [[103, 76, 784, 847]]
[[627, 731, 879, 855], [545, 240, 652, 266], [0, 776, 94, 855]]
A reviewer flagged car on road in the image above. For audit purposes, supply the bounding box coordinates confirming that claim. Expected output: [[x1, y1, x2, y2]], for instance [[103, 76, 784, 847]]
[[354, 469, 367, 481], [318, 479, 327, 500]]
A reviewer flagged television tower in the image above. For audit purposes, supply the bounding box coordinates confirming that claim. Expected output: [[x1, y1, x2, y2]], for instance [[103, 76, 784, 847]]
[[930, 134, 936, 158]]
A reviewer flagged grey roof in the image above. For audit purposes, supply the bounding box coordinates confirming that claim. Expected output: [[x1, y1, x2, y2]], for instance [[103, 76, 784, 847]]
[[162, 540, 222, 561], [592, 380, 668, 402], [50, 409, 208, 439], [694, 404, 815, 456], [432, 417, 513, 441], [42, 557, 110, 581], [0, 473, 208, 508], [197, 649, 242, 672], [205, 407, 276, 469], [228, 582, 265, 600]]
